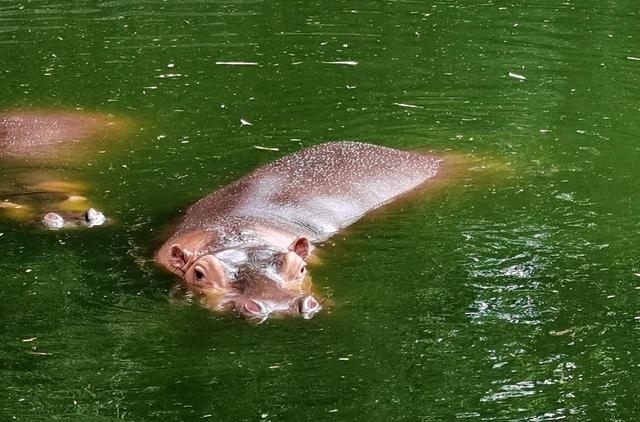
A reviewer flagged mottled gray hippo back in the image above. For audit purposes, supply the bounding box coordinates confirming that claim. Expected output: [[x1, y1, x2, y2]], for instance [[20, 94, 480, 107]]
[[156, 141, 442, 322]]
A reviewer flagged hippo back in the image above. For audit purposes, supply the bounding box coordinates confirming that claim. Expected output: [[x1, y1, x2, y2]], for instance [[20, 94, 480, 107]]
[[0, 110, 126, 160], [177, 142, 440, 241]]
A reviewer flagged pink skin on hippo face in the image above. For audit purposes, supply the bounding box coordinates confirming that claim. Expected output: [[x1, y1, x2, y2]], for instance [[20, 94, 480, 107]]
[[164, 233, 321, 321]]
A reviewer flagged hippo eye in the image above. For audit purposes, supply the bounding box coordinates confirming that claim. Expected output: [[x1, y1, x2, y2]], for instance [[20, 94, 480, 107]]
[[295, 264, 307, 280], [194, 268, 205, 280]]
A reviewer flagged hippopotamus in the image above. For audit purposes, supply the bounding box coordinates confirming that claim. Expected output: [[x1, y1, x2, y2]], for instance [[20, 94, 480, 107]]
[[0, 109, 129, 228], [156, 141, 443, 322]]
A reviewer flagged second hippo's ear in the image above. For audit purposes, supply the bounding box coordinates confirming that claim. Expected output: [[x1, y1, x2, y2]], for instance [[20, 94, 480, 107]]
[[169, 244, 192, 275], [288, 237, 310, 259]]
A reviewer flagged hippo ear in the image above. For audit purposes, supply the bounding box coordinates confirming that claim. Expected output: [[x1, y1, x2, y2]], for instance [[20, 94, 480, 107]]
[[169, 244, 192, 275], [288, 237, 310, 259]]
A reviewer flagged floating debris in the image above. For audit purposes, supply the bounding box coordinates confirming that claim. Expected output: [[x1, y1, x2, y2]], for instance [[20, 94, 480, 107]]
[[627, 56, 640, 61], [321, 60, 358, 66], [240, 118, 253, 126], [393, 102, 422, 109], [215, 61, 259, 66], [27, 351, 52, 356], [254, 146, 279, 152], [508, 72, 526, 80]]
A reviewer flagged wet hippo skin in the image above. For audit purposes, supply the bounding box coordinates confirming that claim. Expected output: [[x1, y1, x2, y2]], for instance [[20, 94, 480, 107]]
[[156, 141, 442, 322], [0, 109, 128, 227], [0, 110, 124, 160]]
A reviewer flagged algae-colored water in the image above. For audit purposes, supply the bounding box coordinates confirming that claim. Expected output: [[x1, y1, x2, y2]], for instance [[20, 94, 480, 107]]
[[2, 1, 640, 420]]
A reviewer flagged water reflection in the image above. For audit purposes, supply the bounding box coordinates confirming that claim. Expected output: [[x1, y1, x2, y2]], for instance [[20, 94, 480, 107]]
[[461, 218, 555, 327]]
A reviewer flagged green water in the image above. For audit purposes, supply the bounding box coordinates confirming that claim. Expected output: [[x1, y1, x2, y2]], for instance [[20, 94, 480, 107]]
[[2, 1, 640, 420]]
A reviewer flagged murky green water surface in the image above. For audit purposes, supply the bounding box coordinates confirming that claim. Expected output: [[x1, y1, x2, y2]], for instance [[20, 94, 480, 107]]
[[2, 1, 640, 420]]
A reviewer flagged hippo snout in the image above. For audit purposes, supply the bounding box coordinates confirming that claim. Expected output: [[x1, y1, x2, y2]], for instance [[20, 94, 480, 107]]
[[239, 294, 322, 323], [299, 295, 322, 319]]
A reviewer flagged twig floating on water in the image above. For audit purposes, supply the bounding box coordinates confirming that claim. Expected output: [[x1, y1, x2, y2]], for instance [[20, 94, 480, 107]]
[[321, 61, 358, 66], [393, 102, 422, 109], [254, 146, 280, 152], [215, 61, 259, 66]]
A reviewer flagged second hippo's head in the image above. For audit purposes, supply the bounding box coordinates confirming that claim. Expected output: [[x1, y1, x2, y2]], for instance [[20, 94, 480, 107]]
[[156, 231, 322, 322]]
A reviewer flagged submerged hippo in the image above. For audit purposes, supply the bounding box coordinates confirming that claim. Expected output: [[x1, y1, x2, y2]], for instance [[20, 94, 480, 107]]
[[157, 141, 443, 322], [0, 109, 129, 227]]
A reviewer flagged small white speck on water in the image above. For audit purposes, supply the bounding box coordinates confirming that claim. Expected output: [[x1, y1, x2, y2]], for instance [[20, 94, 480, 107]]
[[240, 118, 253, 126]]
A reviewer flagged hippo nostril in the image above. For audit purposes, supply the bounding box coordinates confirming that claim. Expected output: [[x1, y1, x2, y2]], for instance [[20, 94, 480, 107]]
[[42, 212, 64, 229], [299, 295, 322, 319], [84, 208, 106, 227], [242, 299, 270, 323], [243, 299, 267, 316], [244, 299, 266, 314]]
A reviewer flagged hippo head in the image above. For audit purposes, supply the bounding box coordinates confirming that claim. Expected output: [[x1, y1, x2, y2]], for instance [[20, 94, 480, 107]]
[[157, 232, 322, 322], [227, 262, 322, 323]]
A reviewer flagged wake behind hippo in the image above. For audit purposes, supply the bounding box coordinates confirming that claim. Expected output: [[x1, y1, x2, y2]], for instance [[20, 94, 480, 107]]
[[156, 141, 443, 322]]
